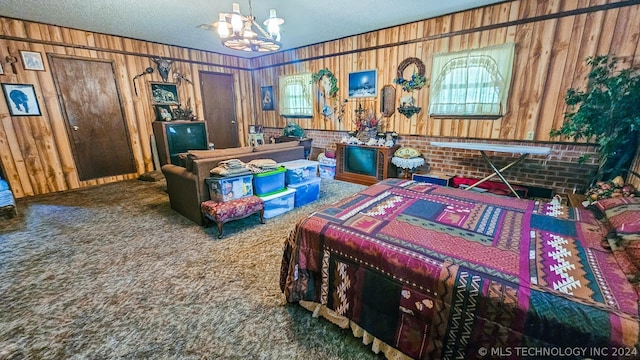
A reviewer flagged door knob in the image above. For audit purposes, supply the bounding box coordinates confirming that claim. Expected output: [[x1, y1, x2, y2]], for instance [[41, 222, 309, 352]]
[[73, 126, 79, 131], [231, 121, 236, 124]]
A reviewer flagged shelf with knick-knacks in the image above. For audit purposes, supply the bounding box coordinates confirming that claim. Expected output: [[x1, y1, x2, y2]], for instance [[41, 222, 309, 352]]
[[397, 93, 421, 119]]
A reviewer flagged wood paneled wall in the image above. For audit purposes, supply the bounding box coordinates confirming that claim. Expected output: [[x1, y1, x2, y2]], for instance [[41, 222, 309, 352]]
[[1, 0, 639, 198], [250, 0, 640, 143], [0, 18, 255, 198]]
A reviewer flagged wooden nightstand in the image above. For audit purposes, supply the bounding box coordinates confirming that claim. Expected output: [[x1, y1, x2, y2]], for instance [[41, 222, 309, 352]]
[[566, 193, 587, 208]]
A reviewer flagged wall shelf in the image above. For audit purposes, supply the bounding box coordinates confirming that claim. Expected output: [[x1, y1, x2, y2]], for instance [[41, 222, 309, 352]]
[[398, 106, 421, 118]]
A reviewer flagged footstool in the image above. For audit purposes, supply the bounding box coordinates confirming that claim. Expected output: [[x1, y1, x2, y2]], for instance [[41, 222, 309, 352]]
[[201, 196, 265, 239]]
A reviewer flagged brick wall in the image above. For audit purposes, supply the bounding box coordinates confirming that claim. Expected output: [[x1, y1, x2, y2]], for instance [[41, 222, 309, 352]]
[[264, 127, 599, 195]]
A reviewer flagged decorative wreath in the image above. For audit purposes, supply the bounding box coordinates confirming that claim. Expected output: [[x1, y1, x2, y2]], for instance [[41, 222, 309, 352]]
[[311, 68, 339, 99], [393, 57, 427, 92]]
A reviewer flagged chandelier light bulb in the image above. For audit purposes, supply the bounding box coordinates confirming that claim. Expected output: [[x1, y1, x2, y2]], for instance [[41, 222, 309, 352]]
[[217, 14, 230, 38], [264, 9, 284, 37], [215, 1, 284, 53], [231, 13, 243, 33]]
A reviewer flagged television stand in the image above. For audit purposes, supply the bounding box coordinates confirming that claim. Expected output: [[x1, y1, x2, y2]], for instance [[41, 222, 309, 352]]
[[335, 143, 400, 186]]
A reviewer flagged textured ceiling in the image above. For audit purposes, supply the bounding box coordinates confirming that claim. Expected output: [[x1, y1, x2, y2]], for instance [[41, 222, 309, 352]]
[[2, 0, 505, 58]]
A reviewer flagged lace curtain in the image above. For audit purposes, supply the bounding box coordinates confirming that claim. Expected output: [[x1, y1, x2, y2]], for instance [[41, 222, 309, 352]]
[[278, 73, 313, 117], [429, 43, 515, 117]]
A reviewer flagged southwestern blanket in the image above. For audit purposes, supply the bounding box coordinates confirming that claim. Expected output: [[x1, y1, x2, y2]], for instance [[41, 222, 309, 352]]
[[280, 179, 640, 359]]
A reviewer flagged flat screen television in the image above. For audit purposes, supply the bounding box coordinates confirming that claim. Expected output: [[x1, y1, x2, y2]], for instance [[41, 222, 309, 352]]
[[166, 122, 208, 164], [344, 145, 377, 177]]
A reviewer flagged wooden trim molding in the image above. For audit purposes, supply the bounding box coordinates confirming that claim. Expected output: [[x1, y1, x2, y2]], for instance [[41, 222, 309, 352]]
[[250, 0, 640, 70]]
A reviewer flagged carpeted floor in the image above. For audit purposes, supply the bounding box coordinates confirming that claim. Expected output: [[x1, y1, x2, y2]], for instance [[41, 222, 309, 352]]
[[0, 177, 385, 359]]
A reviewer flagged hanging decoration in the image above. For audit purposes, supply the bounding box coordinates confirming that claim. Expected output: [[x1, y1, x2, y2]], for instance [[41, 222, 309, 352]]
[[132, 66, 154, 96], [312, 68, 343, 121], [394, 57, 427, 118], [393, 57, 427, 92], [151, 57, 174, 83]]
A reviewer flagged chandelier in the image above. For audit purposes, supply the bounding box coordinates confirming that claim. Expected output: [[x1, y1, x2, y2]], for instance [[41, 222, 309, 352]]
[[214, 1, 284, 52]]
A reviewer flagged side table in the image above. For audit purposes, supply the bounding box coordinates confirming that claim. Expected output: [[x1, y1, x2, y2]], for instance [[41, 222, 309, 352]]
[[391, 156, 425, 179]]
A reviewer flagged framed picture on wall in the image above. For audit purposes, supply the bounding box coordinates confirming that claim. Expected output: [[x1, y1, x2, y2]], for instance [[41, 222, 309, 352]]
[[348, 69, 377, 98], [20, 51, 45, 71], [154, 105, 173, 121], [150, 82, 179, 105], [261, 86, 274, 110], [1, 83, 42, 116]]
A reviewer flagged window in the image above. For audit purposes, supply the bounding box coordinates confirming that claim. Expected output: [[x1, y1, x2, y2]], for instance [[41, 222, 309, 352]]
[[278, 73, 313, 117], [429, 43, 515, 118]]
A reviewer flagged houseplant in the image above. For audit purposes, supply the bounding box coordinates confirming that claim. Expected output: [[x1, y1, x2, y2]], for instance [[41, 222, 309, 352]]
[[550, 55, 640, 185]]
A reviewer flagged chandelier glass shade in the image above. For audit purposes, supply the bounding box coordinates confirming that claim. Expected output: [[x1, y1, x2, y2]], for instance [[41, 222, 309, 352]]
[[214, 2, 284, 52]]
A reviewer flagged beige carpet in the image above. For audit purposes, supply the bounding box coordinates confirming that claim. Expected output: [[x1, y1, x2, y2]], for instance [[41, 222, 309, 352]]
[[0, 177, 386, 359]]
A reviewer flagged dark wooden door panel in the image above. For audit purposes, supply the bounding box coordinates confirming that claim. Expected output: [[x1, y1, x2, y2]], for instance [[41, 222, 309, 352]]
[[200, 72, 239, 149], [50, 56, 136, 181]]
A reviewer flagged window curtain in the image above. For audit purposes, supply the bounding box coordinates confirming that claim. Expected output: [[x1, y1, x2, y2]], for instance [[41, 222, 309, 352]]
[[278, 73, 313, 117], [429, 43, 515, 117]]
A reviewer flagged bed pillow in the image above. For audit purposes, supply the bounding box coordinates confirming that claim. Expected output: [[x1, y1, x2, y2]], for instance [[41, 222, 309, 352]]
[[607, 235, 640, 283], [594, 197, 640, 281], [593, 197, 640, 236]]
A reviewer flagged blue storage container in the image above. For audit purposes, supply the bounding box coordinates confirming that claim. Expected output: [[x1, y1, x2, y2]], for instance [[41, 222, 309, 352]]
[[259, 188, 295, 218], [287, 177, 321, 207], [205, 174, 253, 202], [319, 163, 336, 179], [252, 166, 286, 196], [280, 159, 319, 185], [412, 172, 453, 186]]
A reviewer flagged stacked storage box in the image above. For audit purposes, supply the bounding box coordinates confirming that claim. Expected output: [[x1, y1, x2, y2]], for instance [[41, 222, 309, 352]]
[[259, 188, 296, 219], [205, 174, 254, 202], [280, 160, 318, 185], [287, 177, 321, 207], [253, 166, 286, 196], [281, 160, 321, 208], [253, 166, 295, 218]]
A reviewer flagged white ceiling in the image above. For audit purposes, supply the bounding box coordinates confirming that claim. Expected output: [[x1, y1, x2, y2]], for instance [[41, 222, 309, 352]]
[[2, 0, 505, 58]]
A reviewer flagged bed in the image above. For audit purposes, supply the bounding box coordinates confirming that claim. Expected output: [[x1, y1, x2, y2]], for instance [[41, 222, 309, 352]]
[[279, 178, 640, 359]]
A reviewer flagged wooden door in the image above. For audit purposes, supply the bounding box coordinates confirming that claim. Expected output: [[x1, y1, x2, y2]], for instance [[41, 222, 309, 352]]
[[49, 55, 136, 181], [200, 71, 240, 149]]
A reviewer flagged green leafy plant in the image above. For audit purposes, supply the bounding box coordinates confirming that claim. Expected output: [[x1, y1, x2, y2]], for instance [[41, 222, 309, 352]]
[[311, 68, 339, 98], [283, 122, 305, 138], [393, 72, 427, 92], [550, 55, 640, 184]]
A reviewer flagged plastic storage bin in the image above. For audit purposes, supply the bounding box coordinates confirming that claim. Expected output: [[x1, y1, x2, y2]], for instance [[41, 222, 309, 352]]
[[280, 159, 319, 185], [412, 172, 454, 186], [259, 188, 295, 218], [252, 166, 286, 196], [319, 163, 336, 179], [205, 174, 254, 202], [287, 177, 321, 207]]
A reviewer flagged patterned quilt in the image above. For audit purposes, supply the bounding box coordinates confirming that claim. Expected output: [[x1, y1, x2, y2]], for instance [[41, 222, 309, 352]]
[[280, 179, 640, 359]]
